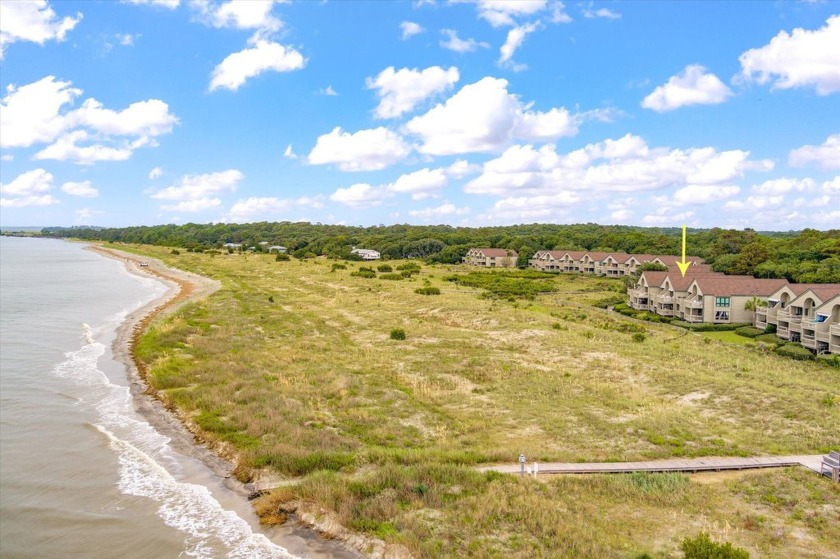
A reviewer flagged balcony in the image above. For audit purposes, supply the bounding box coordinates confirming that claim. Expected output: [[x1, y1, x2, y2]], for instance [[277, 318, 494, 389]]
[[657, 294, 674, 304], [656, 305, 674, 317], [684, 313, 704, 323], [777, 324, 790, 340], [684, 298, 703, 309], [801, 330, 817, 349]]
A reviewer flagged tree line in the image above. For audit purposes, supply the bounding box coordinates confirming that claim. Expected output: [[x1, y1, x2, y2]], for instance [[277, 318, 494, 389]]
[[36, 222, 839, 283]]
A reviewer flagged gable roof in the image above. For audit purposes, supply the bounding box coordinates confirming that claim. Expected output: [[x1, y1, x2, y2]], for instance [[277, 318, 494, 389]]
[[690, 276, 788, 297], [472, 248, 517, 257], [790, 284, 840, 305]]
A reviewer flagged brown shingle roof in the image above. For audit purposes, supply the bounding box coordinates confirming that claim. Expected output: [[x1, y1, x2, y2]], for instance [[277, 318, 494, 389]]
[[691, 277, 788, 297], [794, 285, 840, 304], [473, 248, 518, 258]]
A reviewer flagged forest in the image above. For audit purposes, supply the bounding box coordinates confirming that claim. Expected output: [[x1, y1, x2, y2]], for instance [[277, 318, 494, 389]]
[[36, 222, 840, 283]]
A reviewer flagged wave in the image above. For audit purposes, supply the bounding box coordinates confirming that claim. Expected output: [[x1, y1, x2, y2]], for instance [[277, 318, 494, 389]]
[[53, 324, 297, 559]]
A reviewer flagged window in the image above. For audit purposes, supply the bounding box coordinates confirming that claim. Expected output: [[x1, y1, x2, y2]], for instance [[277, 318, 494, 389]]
[[715, 310, 729, 321], [715, 297, 730, 307]]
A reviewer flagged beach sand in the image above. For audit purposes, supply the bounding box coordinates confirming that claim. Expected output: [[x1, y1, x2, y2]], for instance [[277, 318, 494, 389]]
[[90, 245, 364, 559]]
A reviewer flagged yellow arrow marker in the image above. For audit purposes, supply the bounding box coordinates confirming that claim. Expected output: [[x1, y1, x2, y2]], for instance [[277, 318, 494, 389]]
[[676, 225, 692, 277]]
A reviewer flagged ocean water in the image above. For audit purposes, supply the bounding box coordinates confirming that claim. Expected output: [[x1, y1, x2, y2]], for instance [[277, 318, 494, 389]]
[[0, 237, 298, 559]]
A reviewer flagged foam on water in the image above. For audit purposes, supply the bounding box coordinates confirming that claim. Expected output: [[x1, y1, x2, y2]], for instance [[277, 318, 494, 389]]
[[53, 322, 296, 559]]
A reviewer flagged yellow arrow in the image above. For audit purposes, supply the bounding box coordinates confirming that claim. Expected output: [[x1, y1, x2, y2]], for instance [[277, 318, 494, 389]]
[[676, 225, 692, 277]]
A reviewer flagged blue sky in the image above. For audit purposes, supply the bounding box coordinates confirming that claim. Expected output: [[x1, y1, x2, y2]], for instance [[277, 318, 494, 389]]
[[0, 0, 838, 229]]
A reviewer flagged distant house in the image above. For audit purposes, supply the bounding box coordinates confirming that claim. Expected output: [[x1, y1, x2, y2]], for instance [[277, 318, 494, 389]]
[[223, 242, 242, 249], [464, 248, 518, 268], [268, 246, 287, 253], [351, 248, 381, 260]]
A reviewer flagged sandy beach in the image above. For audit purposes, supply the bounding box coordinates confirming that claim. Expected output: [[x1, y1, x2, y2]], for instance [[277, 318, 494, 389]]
[[89, 244, 364, 559]]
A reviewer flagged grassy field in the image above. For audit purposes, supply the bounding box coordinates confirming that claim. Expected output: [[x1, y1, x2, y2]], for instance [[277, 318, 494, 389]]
[[125, 246, 839, 558]]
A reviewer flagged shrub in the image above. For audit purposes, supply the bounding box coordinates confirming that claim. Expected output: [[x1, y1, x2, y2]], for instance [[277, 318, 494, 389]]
[[681, 532, 749, 559], [775, 343, 815, 361], [735, 326, 764, 338], [764, 323, 777, 334], [170, 249, 180, 255], [632, 332, 646, 343], [331, 263, 346, 270], [379, 273, 404, 281], [396, 263, 421, 271], [593, 294, 626, 309], [390, 328, 406, 340], [414, 287, 441, 295], [351, 270, 376, 279], [377, 264, 393, 273], [276, 254, 290, 261], [816, 354, 840, 368], [614, 303, 630, 311], [754, 333, 783, 345]]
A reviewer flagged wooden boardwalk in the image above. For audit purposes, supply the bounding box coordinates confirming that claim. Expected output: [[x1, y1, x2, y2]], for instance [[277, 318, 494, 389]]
[[479, 455, 824, 476]]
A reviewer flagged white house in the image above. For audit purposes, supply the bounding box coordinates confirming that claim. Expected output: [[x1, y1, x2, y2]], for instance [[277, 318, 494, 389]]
[[351, 248, 381, 260]]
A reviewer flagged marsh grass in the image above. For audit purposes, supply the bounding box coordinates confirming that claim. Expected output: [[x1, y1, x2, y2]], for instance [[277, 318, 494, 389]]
[[124, 246, 840, 557]]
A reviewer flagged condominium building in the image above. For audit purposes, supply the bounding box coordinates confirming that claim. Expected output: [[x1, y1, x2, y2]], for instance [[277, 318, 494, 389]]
[[464, 248, 518, 268]]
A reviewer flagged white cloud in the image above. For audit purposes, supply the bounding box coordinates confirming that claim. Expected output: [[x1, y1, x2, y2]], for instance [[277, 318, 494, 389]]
[[823, 176, 840, 193], [400, 21, 424, 40], [788, 134, 840, 170], [0, 154, 12, 162], [0, 76, 80, 148], [321, 85, 338, 96], [499, 22, 540, 68], [475, 0, 547, 27], [0, 168, 60, 207], [209, 39, 305, 92], [723, 195, 785, 211], [408, 203, 470, 219], [225, 195, 324, 221], [75, 207, 104, 222], [61, 180, 99, 197], [465, 134, 772, 198], [123, 0, 180, 8], [641, 65, 733, 112], [195, 0, 282, 34], [160, 198, 222, 212], [446, 158, 481, 178], [751, 177, 815, 195], [0, 76, 177, 164], [0, 0, 81, 59], [329, 183, 392, 208], [440, 29, 489, 53], [389, 167, 448, 200], [115, 33, 137, 46], [283, 144, 298, 159], [549, 2, 572, 23], [482, 191, 580, 222], [307, 127, 411, 171], [152, 170, 243, 213], [367, 66, 460, 119], [581, 4, 621, 19], [672, 184, 740, 205], [149, 166, 163, 179], [739, 15, 840, 95], [640, 209, 693, 226], [404, 77, 579, 155]]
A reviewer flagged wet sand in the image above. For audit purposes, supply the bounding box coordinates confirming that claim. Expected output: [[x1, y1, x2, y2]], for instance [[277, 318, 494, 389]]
[[90, 245, 364, 559]]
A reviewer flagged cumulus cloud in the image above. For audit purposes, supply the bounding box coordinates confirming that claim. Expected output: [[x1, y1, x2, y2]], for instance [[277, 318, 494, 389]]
[[329, 183, 393, 208], [581, 4, 621, 19], [465, 134, 773, 198], [0, 76, 177, 164], [149, 166, 163, 179], [788, 134, 840, 170], [403, 77, 580, 155], [641, 65, 733, 112], [194, 0, 282, 34], [389, 167, 448, 200], [0, 0, 81, 59], [751, 177, 816, 195], [209, 39, 305, 91], [446, 158, 481, 178], [440, 29, 489, 53], [61, 180, 99, 197], [481, 191, 580, 222], [123, 0, 180, 8], [400, 21, 424, 40], [475, 0, 547, 27], [283, 144, 298, 159], [224, 195, 324, 222], [408, 203, 470, 219], [152, 169, 243, 212], [367, 66, 460, 119], [739, 15, 840, 95], [0, 168, 60, 207], [499, 22, 540, 68], [307, 127, 411, 171], [75, 207, 104, 222], [320, 85, 338, 96], [671, 184, 740, 205]]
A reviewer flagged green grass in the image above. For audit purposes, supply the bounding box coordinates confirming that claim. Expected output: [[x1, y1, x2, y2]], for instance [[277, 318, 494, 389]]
[[700, 331, 758, 346], [120, 245, 840, 558]]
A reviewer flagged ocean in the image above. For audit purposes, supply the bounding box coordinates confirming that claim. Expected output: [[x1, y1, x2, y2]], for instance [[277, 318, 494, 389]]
[[0, 237, 309, 558]]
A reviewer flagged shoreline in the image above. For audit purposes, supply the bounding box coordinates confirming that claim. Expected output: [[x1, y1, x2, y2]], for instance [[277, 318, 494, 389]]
[[89, 244, 365, 559]]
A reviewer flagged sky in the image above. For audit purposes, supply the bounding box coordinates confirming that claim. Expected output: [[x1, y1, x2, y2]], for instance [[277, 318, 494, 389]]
[[0, 0, 838, 230]]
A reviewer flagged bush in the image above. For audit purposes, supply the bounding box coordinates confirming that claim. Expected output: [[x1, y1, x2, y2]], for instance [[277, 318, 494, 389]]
[[632, 332, 646, 343], [379, 273, 404, 281], [171, 249, 180, 255], [396, 263, 421, 271], [275, 253, 290, 261], [593, 294, 626, 309], [351, 270, 376, 279], [775, 343, 815, 361], [377, 264, 393, 272], [331, 263, 346, 270], [764, 323, 777, 334], [816, 354, 840, 368], [414, 287, 441, 295], [390, 328, 406, 340], [681, 532, 749, 559], [735, 326, 764, 338], [754, 333, 783, 344]]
